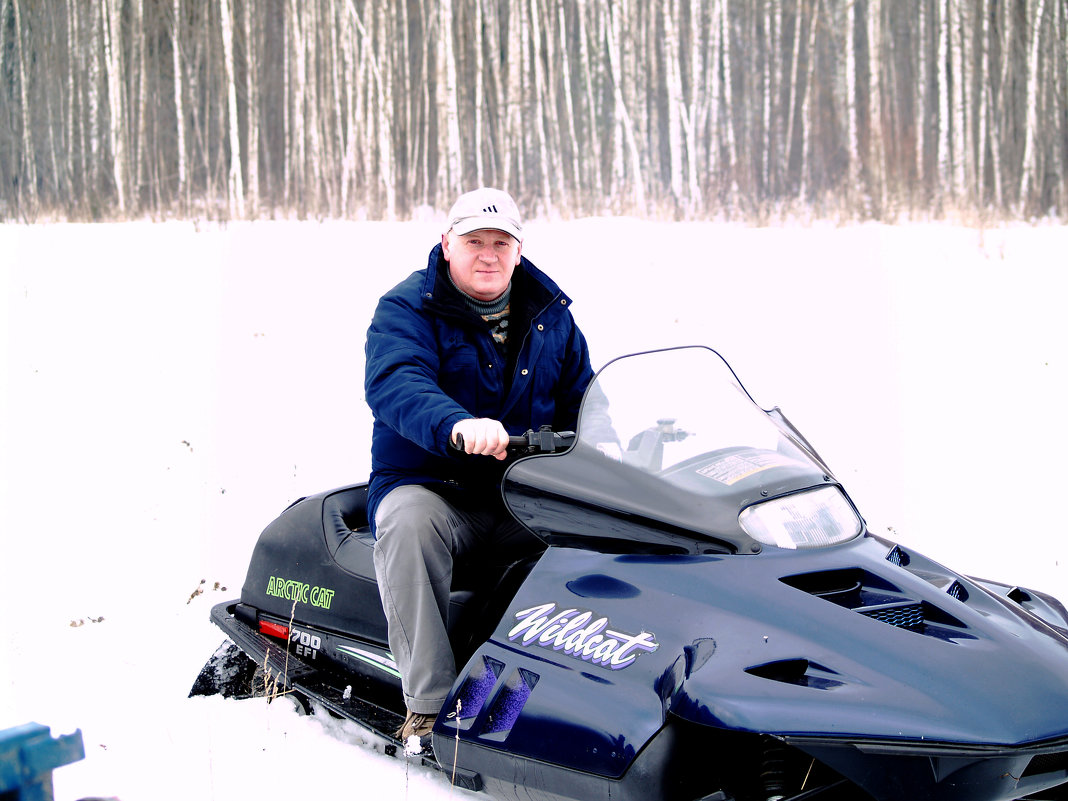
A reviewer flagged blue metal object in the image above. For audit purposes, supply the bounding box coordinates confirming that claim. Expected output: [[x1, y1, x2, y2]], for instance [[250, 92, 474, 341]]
[[0, 723, 85, 801]]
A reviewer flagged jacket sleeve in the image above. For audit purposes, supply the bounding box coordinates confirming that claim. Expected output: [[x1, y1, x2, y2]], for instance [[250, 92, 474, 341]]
[[365, 291, 471, 456], [553, 317, 595, 432]]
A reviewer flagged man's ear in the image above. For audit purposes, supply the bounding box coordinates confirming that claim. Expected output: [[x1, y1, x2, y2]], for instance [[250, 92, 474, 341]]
[[441, 232, 451, 259]]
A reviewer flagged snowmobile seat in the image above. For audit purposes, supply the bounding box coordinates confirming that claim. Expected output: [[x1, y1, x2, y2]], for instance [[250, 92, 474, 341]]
[[321, 485, 480, 634]]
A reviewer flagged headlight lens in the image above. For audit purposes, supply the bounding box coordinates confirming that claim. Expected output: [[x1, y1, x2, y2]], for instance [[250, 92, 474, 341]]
[[739, 486, 862, 549]]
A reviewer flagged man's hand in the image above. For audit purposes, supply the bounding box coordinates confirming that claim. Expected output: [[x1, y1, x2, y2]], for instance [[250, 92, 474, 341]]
[[451, 418, 510, 460]]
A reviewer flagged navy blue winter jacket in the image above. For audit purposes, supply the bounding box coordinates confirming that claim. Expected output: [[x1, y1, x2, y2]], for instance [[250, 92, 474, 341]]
[[364, 244, 593, 531]]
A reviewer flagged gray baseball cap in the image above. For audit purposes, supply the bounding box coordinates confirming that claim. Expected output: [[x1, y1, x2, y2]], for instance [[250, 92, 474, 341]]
[[446, 187, 523, 241]]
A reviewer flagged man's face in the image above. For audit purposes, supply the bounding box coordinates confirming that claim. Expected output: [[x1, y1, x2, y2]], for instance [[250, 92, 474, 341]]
[[442, 228, 521, 302]]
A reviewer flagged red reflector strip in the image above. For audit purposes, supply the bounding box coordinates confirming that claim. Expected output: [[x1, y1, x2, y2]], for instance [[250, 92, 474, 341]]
[[259, 620, 290, 639]]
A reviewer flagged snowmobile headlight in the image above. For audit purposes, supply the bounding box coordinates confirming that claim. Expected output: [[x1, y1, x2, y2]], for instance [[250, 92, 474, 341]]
[[739, 486, 862, 549]]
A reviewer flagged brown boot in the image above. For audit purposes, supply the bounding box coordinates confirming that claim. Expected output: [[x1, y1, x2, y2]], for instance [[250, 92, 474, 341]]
[[395, 709, 435, 741]]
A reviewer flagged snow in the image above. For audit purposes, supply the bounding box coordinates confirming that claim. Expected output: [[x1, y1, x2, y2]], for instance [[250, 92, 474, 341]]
[[2, 218, 1066, 800]]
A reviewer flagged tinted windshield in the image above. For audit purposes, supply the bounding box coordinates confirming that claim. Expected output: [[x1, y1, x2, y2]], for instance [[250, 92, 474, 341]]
[[504, 347, 861, 553]]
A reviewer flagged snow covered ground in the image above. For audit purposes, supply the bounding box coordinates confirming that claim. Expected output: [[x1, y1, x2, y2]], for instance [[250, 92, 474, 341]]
[[2, 218, 1066, 800]]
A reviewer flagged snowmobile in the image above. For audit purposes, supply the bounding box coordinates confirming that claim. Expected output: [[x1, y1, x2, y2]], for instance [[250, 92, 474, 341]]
[[192, 345, 1068, 801]]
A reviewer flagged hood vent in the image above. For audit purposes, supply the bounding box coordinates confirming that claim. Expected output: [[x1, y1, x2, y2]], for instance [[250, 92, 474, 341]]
[[885, 545, 910, 567], [781, 568, 970, 639], [859, 601, 925, 629], [1022, 749, 1068, 779], [745, 658, 845, 690], [946, 580, 969, 602], [885, 544, 973, 604]]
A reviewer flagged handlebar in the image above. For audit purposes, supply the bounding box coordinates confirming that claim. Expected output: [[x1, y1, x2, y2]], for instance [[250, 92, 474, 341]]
[[450, 425, 575, 456]]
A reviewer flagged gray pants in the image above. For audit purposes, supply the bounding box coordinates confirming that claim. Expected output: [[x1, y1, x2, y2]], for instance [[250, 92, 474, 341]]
[[372, 484, 541, 715]]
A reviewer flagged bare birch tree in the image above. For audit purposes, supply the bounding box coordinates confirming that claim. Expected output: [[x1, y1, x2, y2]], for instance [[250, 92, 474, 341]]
[[441, 0, 462, 200], [12, 0, 38, 212], [172, 0, 188, 211], [244, 0, 260, 216], [1018, 0, 1046, 211], [101, 0, 129, 214], [219, 0, 244, 217]]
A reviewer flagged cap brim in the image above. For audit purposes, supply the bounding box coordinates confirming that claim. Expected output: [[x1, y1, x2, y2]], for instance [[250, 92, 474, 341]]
[[451, 216, 522, 241]]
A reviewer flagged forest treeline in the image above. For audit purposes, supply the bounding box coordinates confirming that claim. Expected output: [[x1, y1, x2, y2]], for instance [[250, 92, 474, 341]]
[[2, 0, 1066, 223]]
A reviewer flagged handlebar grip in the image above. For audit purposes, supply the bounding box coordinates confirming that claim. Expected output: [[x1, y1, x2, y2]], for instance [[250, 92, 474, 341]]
[[450, 433, 531, 453]]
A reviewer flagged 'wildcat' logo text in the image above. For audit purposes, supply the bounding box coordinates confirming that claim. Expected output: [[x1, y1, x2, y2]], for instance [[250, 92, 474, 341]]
[[508, 602, 658, 669]]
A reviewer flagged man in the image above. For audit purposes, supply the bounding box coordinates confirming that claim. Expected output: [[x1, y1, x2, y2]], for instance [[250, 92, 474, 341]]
[[364, 187, 594, 744]]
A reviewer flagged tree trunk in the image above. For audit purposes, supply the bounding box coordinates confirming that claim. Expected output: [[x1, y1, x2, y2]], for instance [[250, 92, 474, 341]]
[[575, 0, 604, 205], [172, 0, 188, 211], [663, 0, 685, 207], [603, 0, 645, 212], [245, 0, 260, 216], [947, 0, 966, 200], [1018, 0, 1046, 211], [441, 0, 462, 200], [102, 0, 129, 214], [42, 2, 65, 210], [375, 1, 395, 217], [783, 0, 805, 196], [528, 0, 554, 212], [219, 0, 245, 217], [13, 0, 39, 212], [556, 2, 580, 206], [0, 0, 9, 199], [986, 0, 1004, 207], [974, 0, 986, 204], [65, 0, 84, 212], [288, 0, 307, 213], [1058, 0, 1068, 211], [853, 0, 873, 202], [133, 0, 148, 210], [922, 0, 941, 204]]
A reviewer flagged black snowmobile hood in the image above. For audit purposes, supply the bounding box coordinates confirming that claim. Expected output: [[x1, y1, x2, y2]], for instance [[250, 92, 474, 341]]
[[488, 536, 1068, 761], [497, 347, 1068, 748], [656, 534, 1068, 746]]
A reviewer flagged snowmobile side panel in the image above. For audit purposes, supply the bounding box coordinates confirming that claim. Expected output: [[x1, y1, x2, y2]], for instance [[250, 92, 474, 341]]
[[434, 718, 686, 801], [240, 485, 390, 645]]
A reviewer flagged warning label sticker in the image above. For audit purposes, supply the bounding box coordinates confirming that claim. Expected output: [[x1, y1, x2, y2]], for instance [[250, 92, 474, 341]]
[[697, 451, 796, 486]]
